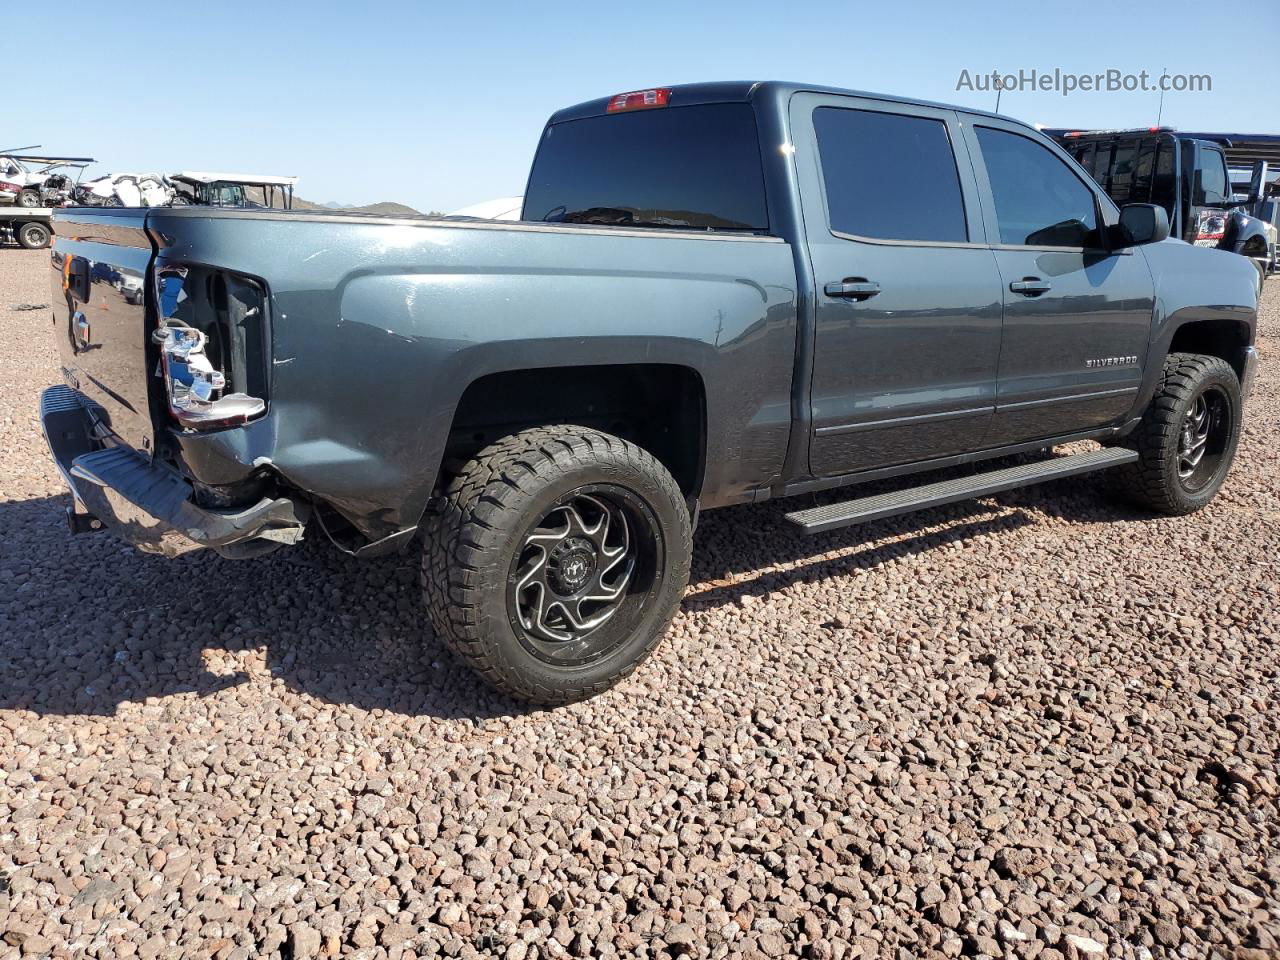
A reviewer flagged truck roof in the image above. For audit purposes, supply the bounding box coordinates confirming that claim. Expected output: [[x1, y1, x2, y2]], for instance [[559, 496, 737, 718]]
[[1044, 127, 1280, 168], [548, 80, 1031, 131], [172, 171, 298, 187]]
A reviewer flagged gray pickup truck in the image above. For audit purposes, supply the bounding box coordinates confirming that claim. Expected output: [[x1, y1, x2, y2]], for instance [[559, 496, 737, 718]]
[[42, 82, 1260, 704]]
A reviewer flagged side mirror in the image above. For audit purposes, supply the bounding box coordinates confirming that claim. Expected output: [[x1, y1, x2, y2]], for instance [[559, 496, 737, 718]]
[[1116, 204, 1170, 247]]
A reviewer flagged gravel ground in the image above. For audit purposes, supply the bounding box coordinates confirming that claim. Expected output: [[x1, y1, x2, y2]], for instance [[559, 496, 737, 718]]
[[1, 247, 1277, 960]]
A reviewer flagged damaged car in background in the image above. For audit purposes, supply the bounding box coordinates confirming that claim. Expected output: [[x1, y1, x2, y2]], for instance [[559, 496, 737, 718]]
[[0, 147, 95, 207]]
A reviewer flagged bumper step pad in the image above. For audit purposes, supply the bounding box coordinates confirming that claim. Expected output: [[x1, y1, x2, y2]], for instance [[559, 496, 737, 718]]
[[41, 385, 306, 558]]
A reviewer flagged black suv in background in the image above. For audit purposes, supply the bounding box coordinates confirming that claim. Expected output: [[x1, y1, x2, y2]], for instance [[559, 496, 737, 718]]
[[1047, 127, 1275, 282]]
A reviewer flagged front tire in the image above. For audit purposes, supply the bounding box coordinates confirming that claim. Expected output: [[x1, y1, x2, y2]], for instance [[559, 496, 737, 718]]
[[421, 425, 692, 705], [1113, 352, 1242, 515]]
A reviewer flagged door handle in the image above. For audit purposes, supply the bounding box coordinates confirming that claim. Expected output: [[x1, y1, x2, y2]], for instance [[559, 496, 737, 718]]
[[825, 278, 881, 300], [1009, 277, 1052, 296]]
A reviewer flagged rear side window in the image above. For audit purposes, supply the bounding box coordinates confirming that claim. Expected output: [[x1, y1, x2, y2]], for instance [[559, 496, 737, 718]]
[[1130, 139, 1157, 204], [812, 107, 968, 243], [1107, 140, 1138, 204], [1088, 142, 1112, 181], [1073, 142, 1095, 175], [976, 127, 1100, 248], [523, 104, 769, 231], [1151, 141, 1177, 217]]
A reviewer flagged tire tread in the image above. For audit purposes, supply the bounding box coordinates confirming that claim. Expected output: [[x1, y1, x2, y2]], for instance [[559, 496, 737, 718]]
[[1114, 352, 1240, 515], [420, 424, 690, 705]]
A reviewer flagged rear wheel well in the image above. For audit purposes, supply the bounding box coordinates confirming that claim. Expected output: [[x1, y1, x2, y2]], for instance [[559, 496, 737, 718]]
[[1167, 320, 1251, 381], [441, 364, 706, 500]]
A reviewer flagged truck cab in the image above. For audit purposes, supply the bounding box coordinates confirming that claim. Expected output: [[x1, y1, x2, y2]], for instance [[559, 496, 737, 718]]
[[1050, 127, 1274, 281]]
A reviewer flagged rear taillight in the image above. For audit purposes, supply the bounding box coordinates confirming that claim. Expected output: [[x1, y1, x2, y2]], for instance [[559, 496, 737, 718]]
[[153, 263, 268, 430], [1195, 208, 1227, 247], [152, 324, 265, 429], [606, 88, 671, 113]]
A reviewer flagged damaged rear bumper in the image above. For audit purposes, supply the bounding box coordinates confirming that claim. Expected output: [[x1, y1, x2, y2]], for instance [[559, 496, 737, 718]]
[[40, 385, 307, 559]]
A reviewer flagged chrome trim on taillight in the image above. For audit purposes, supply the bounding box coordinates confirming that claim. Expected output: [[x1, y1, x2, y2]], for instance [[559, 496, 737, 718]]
[[152, 323, 265, 429]]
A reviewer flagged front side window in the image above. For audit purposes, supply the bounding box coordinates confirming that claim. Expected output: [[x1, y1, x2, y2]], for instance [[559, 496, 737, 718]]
[[976, 127, 1100, 248], [1197, 148, 1230, 206], [812, 107, 968, 243], [523, 103, 769, 231]]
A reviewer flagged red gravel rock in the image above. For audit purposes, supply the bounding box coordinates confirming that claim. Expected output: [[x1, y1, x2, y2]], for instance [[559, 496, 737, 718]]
[[0, 250, 1278, 958]]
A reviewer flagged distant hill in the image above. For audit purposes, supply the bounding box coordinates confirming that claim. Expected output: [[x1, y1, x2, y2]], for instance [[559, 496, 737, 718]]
[[293, 196, 425, 217], [242, 186, 425, 217]]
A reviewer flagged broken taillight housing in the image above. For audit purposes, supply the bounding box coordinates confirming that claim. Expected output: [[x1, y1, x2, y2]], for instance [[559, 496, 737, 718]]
[[1194, 208, 1228, 247], [153, 262, 269, 431], [153, 323, 265, 429]]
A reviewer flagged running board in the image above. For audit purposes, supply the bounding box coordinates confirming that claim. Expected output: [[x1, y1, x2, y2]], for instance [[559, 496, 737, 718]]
[[785, 447, 1138, 535]]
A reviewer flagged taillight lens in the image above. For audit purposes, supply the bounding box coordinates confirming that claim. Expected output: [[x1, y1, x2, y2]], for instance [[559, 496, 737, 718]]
[[606, 88, 671, 112], [1194, 208, 1227, 247]]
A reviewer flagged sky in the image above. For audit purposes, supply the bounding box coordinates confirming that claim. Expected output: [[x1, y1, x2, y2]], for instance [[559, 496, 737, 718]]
[[7, 0, 1277, 214]]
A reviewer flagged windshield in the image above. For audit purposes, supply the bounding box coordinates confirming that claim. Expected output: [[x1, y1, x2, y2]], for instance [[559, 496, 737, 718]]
[[523, 103, 769, 232], [209, 183, 247, 206]]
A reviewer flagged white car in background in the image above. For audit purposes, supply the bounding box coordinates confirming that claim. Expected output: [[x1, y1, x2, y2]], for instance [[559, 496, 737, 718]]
[[80, 173, 174, 207], [449, 196, 523, 220]]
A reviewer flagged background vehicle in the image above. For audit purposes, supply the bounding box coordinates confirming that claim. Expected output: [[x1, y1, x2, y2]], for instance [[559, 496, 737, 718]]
[[0, 147, 96, 207], [0, 207, 53, 248], [76, 173, 174, 207], [42, 83, 1259, 704], [169, 172, 297, 209], [1047, 127, 1275, 281]]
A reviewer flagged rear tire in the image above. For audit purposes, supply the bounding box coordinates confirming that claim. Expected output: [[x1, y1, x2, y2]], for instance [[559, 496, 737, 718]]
[[17, 221, 50, 249], [1112, 352, 1241, 515], [421, 425, 692, 705], [16, 189, 41, 208]]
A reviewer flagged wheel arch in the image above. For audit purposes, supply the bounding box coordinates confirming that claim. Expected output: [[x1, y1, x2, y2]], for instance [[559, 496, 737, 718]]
[[1164, 316, 1254, 382], [439, 362, 709, 507]]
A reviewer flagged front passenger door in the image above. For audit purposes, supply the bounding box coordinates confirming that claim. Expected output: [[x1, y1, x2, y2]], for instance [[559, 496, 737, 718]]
[[963, 119, 1155, 446]]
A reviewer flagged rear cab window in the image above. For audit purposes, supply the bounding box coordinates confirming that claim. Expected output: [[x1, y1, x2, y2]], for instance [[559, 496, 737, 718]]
[[523, 103, 769, 232]]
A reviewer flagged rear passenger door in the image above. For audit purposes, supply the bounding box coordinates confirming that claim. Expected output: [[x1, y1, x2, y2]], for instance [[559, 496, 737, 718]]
[[961, 117, 1155, 446], [790, 93, 1004, 477]]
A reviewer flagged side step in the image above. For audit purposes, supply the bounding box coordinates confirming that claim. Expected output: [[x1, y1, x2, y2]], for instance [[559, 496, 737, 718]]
[[785, 447, 1138, 535]]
